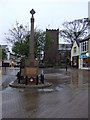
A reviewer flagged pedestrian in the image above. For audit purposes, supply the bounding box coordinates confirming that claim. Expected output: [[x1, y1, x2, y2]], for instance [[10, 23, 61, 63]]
[[40, 73, 44, 84], [17, 71, 20, 83]]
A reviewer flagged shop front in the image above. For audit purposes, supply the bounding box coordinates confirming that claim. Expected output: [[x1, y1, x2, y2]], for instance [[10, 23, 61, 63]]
[[79, 53, 90, 69], [72, 56, 79, 68]]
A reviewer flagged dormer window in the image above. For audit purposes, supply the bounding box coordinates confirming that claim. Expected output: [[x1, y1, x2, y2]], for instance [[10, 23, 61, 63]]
[[73, 47, 77, 53]]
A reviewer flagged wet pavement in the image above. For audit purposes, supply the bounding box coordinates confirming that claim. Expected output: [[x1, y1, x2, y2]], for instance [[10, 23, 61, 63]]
[[1, 67, 19, 89], [1, 67, 89, 118]]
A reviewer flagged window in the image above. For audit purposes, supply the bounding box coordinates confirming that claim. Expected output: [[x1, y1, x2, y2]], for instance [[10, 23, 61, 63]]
[[81, 41, 88, 53], [73, 47, 77, 53]]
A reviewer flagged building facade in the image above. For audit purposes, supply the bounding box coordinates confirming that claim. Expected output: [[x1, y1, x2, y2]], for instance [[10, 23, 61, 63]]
[[71, 40, 80, 68], [79, 35, 90, 69], [71, 36, 90, 69], [0, 45, 2, 67], [78, 1, 90, 69], [88, 1, 90, 34]]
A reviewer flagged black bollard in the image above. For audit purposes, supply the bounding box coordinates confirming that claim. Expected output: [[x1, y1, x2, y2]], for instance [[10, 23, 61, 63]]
[[25, 76, 28, 85], [17, 72, 20, 84], [36, 75, 39, 85], [66, 64, 67, 71], [41, 74, 44, 84], [18, 77, 20, 84]]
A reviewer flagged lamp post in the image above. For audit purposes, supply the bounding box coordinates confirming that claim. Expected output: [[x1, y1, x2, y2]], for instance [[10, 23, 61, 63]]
[[86, 52, 89, 57]]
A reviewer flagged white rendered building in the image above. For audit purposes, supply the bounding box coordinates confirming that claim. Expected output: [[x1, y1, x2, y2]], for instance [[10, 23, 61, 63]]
[[88, 1, 90, 34]]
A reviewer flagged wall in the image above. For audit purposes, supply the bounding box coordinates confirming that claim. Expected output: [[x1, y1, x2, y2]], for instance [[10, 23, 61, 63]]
[[71, 41, 80, 61]]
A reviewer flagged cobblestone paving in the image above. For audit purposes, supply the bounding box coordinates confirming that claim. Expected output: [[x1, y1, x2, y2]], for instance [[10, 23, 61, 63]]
[[2, 67, 89, 118]]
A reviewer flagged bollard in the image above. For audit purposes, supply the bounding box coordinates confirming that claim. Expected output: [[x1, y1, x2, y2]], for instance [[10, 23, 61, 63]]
[[36, 75, 38, 85], [41, 74, 44, 84], [17, 72, 20, 84], [25, 76, 28, 85], [66, 65, 67, 71], [18, 76, 20, 84]]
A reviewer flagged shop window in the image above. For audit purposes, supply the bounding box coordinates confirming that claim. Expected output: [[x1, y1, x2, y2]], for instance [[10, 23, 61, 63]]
[[83, 58, 88, 67]]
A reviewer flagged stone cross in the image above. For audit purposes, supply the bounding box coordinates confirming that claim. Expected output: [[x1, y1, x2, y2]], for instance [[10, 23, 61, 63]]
[[30, 9, 35, 18]]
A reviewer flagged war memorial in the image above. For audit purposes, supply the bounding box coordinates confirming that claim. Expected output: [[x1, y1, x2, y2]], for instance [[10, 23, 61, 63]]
[[1, 8, 88, 119], [9, 9, 51, 88]]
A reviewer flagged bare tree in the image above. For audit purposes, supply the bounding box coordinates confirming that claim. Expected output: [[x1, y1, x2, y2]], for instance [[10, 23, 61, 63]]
[[5, 21, 29, 45], [59, 18, 90, 45]]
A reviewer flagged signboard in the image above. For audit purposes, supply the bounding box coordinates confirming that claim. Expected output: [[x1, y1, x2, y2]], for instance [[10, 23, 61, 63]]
[[79, 53, 90, 59], [26, 67, 38, 76], [21, 67, 38, 76]]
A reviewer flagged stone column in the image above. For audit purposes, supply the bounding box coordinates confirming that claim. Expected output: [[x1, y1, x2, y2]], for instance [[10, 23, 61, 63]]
[[29, 9, 35, 60], [21, 9, 38, 78], [25, 9, 36, 67]]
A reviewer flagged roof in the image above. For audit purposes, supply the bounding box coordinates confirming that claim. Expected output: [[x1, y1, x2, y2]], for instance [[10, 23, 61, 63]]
[[72, 35, 90, 46], [1, 45, 7, 49], [58, 44, 71, 51], [73, 39, 82, 47], [79, 34, 90, 42]]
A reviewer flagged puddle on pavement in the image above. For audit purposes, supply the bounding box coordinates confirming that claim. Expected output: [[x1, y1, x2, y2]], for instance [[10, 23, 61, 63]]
[[55, 86, 63, 91]]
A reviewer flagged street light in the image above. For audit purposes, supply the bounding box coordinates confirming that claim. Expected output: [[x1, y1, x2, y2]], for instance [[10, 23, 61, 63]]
[[86, 52, 89, 57]]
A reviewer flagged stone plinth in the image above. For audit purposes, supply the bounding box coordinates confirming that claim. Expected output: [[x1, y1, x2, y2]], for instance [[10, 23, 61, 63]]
[[21, 67, 38, 77]]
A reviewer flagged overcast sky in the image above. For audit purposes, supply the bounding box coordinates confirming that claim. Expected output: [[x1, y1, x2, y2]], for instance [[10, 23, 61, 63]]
[[0, 0, 89, 46]]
